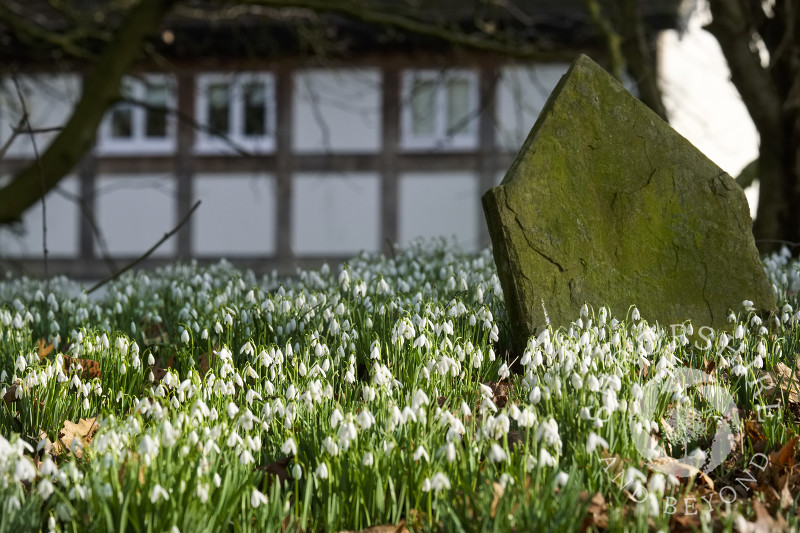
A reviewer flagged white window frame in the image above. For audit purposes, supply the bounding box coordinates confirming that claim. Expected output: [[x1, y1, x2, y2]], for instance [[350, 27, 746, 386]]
[[96, 74, 176, 156], [400, 69, 479, 151], [195, 72, 276, 155]]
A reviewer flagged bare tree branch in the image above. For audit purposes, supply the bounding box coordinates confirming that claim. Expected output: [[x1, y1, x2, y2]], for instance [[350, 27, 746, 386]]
[[87, 200, 201, 295], [0, 0, 178, 224]]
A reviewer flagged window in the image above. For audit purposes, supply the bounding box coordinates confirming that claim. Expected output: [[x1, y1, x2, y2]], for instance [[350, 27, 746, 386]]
[[195, 73, 275, 154], [401, 70, 479, 150], [97, 75, 175, 155]]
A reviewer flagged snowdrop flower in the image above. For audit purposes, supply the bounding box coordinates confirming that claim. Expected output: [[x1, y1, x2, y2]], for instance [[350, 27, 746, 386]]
[[322, 436, 339, 456], [413, 445, 429, 462], [330, 409, 344, 428], [357, 409, 375, 430], [38, 478, 55, 500], [292, 463, 302, 479], [281, 437, 297, 456], [539, 448, 557, 468], [150, 484, 169, 503], [555, 471, 569, 489], [570, 373, 583, 390], [362, 451, 374, 466], [488, 443, 507, 463], [586, 432, 609, 454], [181, 329, 190, 344], [497, 363, 510, 380], [529, 386, 542, 404], [315, 462, 329, 479], [226, 402, 239, 419], [250, 489, 268, 508], [430, 472, 451, 491]]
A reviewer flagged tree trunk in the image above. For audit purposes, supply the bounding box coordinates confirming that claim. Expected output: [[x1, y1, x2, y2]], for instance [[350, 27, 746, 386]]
[[705, 0, 798, 254], [0, 0, 176, 224]]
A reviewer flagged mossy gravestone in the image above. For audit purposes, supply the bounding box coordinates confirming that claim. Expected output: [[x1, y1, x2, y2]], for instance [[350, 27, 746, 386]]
[[483, 54, 775, 354]]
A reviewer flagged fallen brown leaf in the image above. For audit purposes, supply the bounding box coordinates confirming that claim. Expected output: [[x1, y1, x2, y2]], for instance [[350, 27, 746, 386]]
[[735, 500, 789, 533], [648, 456, 714, 490], [37, 338, 54, 359], [490, 481, 504, 519], [336, 522, 409, 533], [59, 417, 99, 458], [579, 491, 608, 531]]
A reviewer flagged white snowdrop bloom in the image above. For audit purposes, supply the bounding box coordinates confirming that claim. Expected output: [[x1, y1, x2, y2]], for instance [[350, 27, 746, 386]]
[[357, 409, 376, 430], [413, 445, 430, 462], [323, 436, 339, 456], [370, 342, 381, 360], [412, 389, 429, 410], [529, 386, 542, 404], [239, 449, 255, 465], [484, 414, 510, 440], [14, 354, 26, 373], [517, 407, 536, 428], [539, 448, 557, 468], [555, 471, 569, 488], [631, 383, 643, 401], [227, 402, 239, 419], [338, 420, 358, 450], [430, 472, 451, 491], [281, 437, 297, 456], [488, 443, 507, 463], [647, 473, 666, 494], [180, 329, 190, 344], [150, 484, 169, 503], [292, 463, 303, 479], [479, 383, 493, 400], [138, 435, 159, 466], [536, 418, 560, 449], [362, 451, 374, 467], [161, 421, 179, 447], [441, 442, 457, 463], [330, 409, 344, 428], [734, 324, 744, 339], [570, 373, 583, 390], [285, 384, 297, 401], [460, 401, 472, 417], [38, 477, 55, 500], [250, 488, 268, 508], [586, 433, 609, 454], [585, 375, 600, 392], [732, 363, 747, 377], [421, 478, 432, 492], [631, 307, 640, 321], [315, 462, 329, 479], [754, 355, 764, 369], [497, 363, 510, 380]]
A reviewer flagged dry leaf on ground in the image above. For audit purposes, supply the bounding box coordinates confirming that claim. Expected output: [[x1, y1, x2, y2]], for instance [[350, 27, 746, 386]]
[[648, 456, 714, 490], [734, 500, 789, 533], [579, 491, 608, 531], [336, 522, 409, 533], [59, 417, 99, 458]]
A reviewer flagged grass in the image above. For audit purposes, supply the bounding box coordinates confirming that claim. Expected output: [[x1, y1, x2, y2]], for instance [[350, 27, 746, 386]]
[[0, 239, 799, 532]]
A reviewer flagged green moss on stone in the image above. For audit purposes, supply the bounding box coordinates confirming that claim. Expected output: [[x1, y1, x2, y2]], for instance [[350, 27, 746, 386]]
[[483, 54, 776, 354]]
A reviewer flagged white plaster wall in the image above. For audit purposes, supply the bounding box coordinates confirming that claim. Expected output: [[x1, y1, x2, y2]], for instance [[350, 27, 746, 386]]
[[292, 173, 380, 255], [399, 172, 480, 252], [193, 174, 276, 256], [0, 176, 79, 257], [293, 69, 382, 153], [94, 174, 176, 256], [495, 64, 569, 152], [0, 74, 82, 158]]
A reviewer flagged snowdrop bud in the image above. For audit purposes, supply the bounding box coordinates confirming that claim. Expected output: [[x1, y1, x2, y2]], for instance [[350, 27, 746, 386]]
[[362, 451, 374, 466], [315, 462, 329, 479], [181, 330, 190, 344]]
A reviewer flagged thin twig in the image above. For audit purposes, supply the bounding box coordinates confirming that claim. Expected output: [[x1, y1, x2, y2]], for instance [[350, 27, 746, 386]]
[[12, 125, 64, 135], [0, 116, 27, 159], [87, 200, 201, 294], [12, 74, 49, 293]]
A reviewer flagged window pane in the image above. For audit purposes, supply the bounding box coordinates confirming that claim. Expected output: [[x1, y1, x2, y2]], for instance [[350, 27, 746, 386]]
[[110, 106, 133, 138], [144, 83, 168, 138], [410, 79, 435, 136], [243, 81, 266, 136], [446, 77, 470, 135], [207, 82, 230, 135]]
